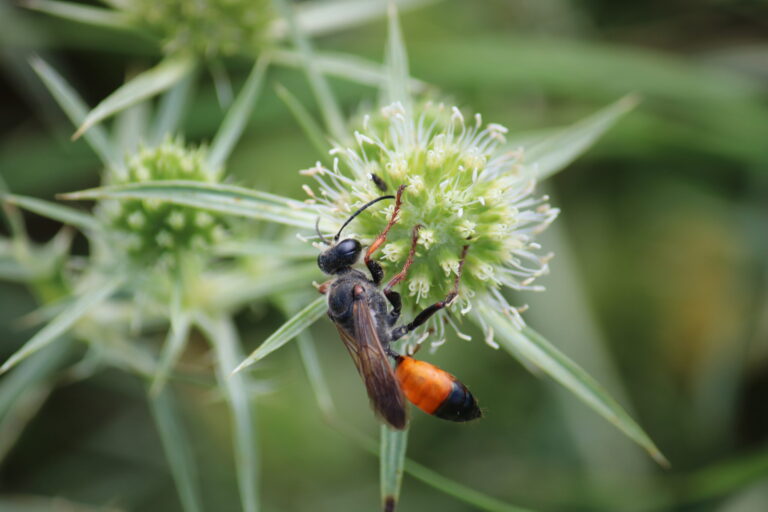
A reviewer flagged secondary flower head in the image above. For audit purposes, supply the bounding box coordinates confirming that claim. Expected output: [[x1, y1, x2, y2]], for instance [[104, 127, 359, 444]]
[[303, 100, 559, 350], [105, 136, 226, 267], [124, 0, 275, 58]]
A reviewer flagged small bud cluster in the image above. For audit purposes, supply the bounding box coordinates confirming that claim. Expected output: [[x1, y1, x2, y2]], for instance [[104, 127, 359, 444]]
[[126, 0, 275, 58], [302, 101, 559, 349], [107, 137, 225, 265]]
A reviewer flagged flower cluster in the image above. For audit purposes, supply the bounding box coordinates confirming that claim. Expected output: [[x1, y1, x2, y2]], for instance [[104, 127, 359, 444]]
[[302, 101, 559, 348], [124, 0, 275, 58], [105, 137, 226, 266]]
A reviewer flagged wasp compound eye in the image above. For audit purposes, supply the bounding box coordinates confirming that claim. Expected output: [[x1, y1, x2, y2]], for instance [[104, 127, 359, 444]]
[[336, 238, 361, 260]]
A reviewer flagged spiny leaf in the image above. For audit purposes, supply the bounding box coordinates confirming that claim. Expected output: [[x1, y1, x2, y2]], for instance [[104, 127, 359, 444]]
[[207, 55, 269, 173], [148, 388, 203, 512], [479, 309, 668, 467], [197, 314, 260, 512], [1, 194, 99, 232], [151, 71, 196, 146], [274, 83, 329, 159], [524, 94, 639, 181], [150, 315, 191, 396], [73, 56, 195, 140], [383, 1, 411, 111], [380, 425, 409, 512], [24, 0, 134, 32], [295, 0, 436, 38], [234, 295, 327, 373], [60, 180, 316, 229], [1, 276, 123, 374], [272, 0, 347, 142], [270, 49, 427, 92], [29, 56, 122, 172]]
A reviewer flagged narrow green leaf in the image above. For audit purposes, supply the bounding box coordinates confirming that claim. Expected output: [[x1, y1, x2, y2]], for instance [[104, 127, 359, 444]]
[[235, 295, 326, 373], [273, 0, 347, 142], [380, 425, 409, 512], [522, 94, 638, 181], [274, 83, 329, 159], [24, 0, 134, 31], [2, 193, 99, 232], [148, 387, 204, 512], [0, 338, 73, 422], [197, 314, 259, 512], [402, 458, 532, 512], [0, 276, 123, 374], [29, 56, 122, 172], [208, 55, 269, 173], [114, 98, 150, 155], [60, 180, 316, 229], [296, 331, 336, 418], [151, 71, 196, 145], [270, 49, 427, 92], [383, 1, 411, 110], [73, 56, 195, 140], [295, 0, 435, 37], [150, 315, 191, 396], [479, 309, 668, 467]]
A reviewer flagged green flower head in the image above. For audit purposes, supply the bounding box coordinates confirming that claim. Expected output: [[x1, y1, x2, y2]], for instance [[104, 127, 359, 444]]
[[125, 0, 275, 58], [303, 100, 558, 350], [105, 136, 226, 266]]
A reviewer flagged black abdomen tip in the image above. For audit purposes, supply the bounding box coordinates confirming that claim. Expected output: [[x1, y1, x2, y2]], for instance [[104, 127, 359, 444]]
[[434, 381, 482, 422]]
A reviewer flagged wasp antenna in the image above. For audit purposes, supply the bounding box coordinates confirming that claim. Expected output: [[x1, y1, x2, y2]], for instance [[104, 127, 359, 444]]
[[315, 217, 330, 246], [334, 194, 395, 241]]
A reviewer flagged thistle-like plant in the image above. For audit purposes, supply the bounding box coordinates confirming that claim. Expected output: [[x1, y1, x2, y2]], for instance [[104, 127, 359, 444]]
[[24, 0, 434, 141], [61, 5, 669, 511], [0, 55, 318, 512]]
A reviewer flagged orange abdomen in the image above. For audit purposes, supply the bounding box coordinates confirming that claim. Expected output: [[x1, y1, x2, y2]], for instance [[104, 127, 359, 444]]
[[395, 356, 481, 422]]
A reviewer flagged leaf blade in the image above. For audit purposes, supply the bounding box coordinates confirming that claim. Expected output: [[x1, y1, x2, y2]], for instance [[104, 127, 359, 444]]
[[73, 56, 195, 139], [29, 56, 122, 172], [522, 95, 638, 181], [1, 194, 99, 232], [148, 388, 204, 512], [1, 276, 123, 374], [380, 425, 409, 512], [207, 55, 269, 172], [479, 309, 668, 467], [197, 315, 260, 512], [234, 295, 326, 373], [60, 180, 316, 229], [273, 0, 347, 142]]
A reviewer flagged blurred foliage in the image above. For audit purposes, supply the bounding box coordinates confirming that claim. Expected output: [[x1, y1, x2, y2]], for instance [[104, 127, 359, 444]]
[[1, 0, 768, 511]]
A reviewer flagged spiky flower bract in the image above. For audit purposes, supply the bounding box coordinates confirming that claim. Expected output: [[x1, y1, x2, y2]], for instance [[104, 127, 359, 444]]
[[104, 136, 226, 267], [303, 100, 559, 350]]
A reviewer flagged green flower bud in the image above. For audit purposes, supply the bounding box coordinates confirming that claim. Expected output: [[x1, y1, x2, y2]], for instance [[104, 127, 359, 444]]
[[108, 136, 226, 265]]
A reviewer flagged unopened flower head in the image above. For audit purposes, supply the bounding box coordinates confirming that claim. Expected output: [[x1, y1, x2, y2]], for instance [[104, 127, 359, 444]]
[[106, 136, 226, 265], [125, 0, 275, 58], [302, 101, 559, 349]]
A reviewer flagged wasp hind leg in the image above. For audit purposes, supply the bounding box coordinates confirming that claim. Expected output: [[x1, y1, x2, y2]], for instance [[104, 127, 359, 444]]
[[391, 245, 469, 341], [364, 185, 406, 285]]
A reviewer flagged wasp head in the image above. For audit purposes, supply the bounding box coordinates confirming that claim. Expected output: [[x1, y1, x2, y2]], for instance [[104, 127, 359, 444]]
[[317, 238, 362, 274]]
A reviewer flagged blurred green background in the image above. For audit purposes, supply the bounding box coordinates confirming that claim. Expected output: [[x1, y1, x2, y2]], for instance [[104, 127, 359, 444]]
[[1, 0, 768, 511]]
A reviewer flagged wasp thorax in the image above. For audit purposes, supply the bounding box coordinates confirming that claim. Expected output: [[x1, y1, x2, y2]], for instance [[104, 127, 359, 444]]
[[105, 136, 226, 266]]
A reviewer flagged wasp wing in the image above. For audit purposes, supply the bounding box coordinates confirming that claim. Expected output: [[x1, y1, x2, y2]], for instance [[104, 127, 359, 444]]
[[334, 295, 407, 430]]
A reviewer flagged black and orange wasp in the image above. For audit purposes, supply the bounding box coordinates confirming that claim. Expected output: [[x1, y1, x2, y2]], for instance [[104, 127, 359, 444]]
[[316, 184, 481, 429]]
